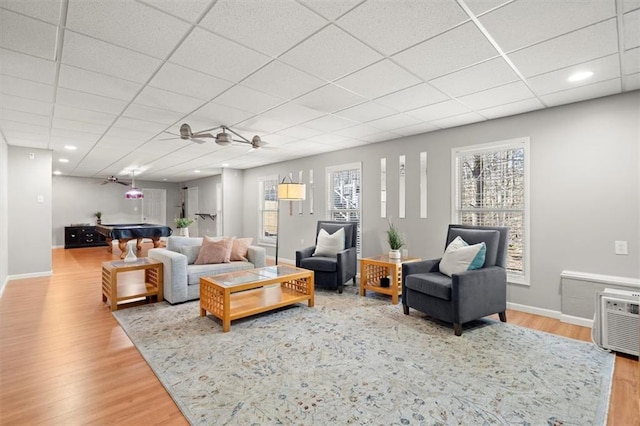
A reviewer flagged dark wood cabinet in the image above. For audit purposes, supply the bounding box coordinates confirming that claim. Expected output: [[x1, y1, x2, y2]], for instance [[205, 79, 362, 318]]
[[64, 226, 108, 249]]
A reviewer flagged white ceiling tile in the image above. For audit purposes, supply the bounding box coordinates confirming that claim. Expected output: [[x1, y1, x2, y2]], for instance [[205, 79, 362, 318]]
[[463, 0, 512, 16], [508, 19, 619, 78], [0, 48, 57, 84], [112, 116, 167, 134], [624, 9, 640, 49], [393, 122, 440, 137], [0, 9, 57, 60], [337, 0, 468, 55], [277, 126, 324, 139], [169, 28, 270, 82], [123, 103, 185, 125], [51, 128, 101, 144], [375, 83, 450, 112], [1, 94, 52, 116], [201, 0, 327, 57], [280, 25, 382, 81], [430, 112, 486, 128], [303, 114, 358, 131], [430, 57, 518, 97], [298, 0, 362, 20], [406, 99, 471, 121], [527, 54, 621, 96], [334, 102, 397, 122], [138, 0, 212, 22], [135, 86, 205, 114], [458, 81, 535, 110], [334, 123, 381, 139], [2, 128, 50, 144], [62, 31, 161, 83], [52, 117, 109, 134], [241, 60, 325, 100], [622, 47, 640, 75], [335, 60, 422, 99], [393, 22, 499, 81], [102, 127, 156, 144], [360, 131, 401, 143], [3, 135, 49, 148], [622, 0, 640, 12], [54, 104, 116, 125], [478, 97, 545, 120], [1, 75, 55, 102], [479, 0, 615, 52], [622, 73, 640, 91], [259, 103, 324, 127], [0, 119, 50, 135], [232, 116, 289, 134], [1, 0, 63, 24], [65, 0, 190, 58], [58, 64, 141, 101], [293, 84, 365, 113], [56, 87, 128, 115], [212, 85, 285, 114], [191, 102, 256, 127], [366, 113, 423, 131], [541, 78, 622, 107], [0, 108, 50, 127], [149, 62, 234, 101]]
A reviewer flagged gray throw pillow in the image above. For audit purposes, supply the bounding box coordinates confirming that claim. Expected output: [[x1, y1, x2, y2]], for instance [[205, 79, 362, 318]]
[[180, 245, 201, 265]]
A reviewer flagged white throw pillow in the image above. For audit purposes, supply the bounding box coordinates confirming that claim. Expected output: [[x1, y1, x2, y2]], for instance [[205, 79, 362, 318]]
[[439, 236, 486, 277], [312, 228, 345, 257]]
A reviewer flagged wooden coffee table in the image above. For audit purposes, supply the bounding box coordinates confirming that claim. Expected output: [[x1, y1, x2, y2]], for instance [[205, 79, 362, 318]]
[[360, 254, 421, 304], [101, 258, 163, 311], [200, 266, 314, 332]]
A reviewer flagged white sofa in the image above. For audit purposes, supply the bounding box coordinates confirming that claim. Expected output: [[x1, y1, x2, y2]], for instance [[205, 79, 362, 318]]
[[148, 236, 267, 304]]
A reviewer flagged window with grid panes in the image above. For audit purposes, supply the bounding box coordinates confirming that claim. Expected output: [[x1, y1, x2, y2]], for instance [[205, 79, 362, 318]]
[[326, 162, 361, 256], [258, 176, 278, 245], [452, 138, 529, 284]]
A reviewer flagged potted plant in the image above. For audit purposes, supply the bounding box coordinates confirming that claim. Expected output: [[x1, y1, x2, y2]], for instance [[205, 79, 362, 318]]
[[94, 211, 102, 225], [175, 217, 195, 237], [386, 218, 404, 259]]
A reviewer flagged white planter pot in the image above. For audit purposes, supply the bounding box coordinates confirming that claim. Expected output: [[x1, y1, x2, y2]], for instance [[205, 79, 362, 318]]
[[389, 249, 401, 259], [178, 228, 189, 237]]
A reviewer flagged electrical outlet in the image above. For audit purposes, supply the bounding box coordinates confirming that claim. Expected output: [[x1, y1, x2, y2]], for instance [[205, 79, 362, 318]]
[[614, 240, 628, 255]]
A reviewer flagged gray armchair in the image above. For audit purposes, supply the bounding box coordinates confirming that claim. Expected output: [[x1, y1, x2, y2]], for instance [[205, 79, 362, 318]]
[[296, 221, 358, 293], [402, 224, 508, 336]]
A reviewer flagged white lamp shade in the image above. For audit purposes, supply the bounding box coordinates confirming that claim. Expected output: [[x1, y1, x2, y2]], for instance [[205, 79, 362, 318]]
[[278, 183, 306, 200]]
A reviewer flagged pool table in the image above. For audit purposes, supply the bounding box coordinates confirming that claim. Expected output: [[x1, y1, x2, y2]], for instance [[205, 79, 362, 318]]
[[96, 223, 173, 259]]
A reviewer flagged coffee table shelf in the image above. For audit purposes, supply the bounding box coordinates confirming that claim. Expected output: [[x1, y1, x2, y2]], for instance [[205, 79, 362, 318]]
[[200, 266, 314, 332]]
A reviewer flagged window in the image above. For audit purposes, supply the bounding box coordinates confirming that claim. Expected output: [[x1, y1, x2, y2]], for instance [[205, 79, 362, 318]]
[[326, 162, 362, 255], [258, 176, 278, 245], [452, 138, 530, 284]]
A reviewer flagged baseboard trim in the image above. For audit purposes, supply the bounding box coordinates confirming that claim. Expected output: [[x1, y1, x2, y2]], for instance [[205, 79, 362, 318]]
[[0, 276, 8, 298], [560, 314, 594, 328], [7, 270, 53, 281], [507, 302, 561, 320]]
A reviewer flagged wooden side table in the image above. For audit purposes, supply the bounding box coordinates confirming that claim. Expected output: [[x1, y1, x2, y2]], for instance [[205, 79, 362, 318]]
[[101, 258, 163, 311], [360, 254, 421, 304]]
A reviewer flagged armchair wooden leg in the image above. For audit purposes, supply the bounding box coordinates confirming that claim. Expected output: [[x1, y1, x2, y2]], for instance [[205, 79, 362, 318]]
[[403, 304, 409, 315], [454, 323, 462, 336], [498, 311, 507, 322]]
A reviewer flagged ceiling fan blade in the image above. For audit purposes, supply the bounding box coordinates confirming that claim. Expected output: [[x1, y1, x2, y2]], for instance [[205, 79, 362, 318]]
[[191, 132, 215, 139], [117, 181, 130, 186], [191, 138, 209, 144]]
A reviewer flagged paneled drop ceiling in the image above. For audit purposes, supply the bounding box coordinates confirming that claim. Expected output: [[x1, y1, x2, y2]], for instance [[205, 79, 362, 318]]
[[1, 0, 638, 182]]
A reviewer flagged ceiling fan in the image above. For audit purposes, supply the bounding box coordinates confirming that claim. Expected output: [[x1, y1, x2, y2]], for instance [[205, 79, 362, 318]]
[[162, 123, 270, 150], [100, 176, 130, 186]]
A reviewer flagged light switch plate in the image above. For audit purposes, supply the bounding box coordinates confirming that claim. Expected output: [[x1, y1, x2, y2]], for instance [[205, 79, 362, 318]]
[[614, 240, 628, 255]]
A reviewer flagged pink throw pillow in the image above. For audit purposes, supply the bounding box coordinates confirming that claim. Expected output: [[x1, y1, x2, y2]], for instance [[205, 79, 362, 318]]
[[194, 237, 232, 264], [230, 237, 253, 261]]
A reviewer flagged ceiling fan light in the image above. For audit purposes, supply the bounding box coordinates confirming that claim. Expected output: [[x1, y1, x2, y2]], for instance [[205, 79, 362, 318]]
[[215, 132, 232, 146]]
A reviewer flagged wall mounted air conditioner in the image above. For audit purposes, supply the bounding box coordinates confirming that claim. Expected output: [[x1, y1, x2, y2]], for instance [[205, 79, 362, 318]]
[[594, 288, 639, 356]]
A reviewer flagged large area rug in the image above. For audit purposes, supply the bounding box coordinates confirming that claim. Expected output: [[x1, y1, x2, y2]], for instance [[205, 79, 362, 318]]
[[113, 285, 614, 425]]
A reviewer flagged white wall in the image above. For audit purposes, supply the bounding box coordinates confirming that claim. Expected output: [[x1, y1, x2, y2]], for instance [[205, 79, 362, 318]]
[[221, 168, 244, 237], [183, 174, 221, 237], [8, 146, 52, 276], [0, 137, 8, 293], [242, 92, 640, 312]]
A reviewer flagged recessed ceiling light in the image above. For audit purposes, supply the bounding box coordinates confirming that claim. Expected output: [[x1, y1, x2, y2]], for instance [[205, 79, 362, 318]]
[[568, 71, 594, 82], [59, 158, 69, 163], [222, 163, 229, 168], [162, 178, 167, 181], [64, 145, 77, 150], [53, 170, 62, 175], [194, 170, 201, 173]]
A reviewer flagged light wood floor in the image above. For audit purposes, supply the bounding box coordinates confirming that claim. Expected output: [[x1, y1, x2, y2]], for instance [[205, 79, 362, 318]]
[[1, 246, 637, 425]]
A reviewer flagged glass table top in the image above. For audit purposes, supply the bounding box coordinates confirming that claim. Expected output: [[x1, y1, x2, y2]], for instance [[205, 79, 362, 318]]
[[208, 265, 303, 287]]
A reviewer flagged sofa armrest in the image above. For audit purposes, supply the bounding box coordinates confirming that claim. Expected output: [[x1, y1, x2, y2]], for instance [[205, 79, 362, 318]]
[[336, 246, 357, 283], [452, 266, 507, 323], [247, 245, 266, 268], [148, 248, 189, 304], [296, 246, 316, 266]]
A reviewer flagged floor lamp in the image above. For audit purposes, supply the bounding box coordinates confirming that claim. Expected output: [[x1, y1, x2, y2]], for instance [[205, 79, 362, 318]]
[[275, 178, 306, 265]]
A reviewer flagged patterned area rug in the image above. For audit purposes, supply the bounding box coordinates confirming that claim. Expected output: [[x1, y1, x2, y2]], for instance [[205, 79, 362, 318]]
[[113, 285, 613, 425]]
